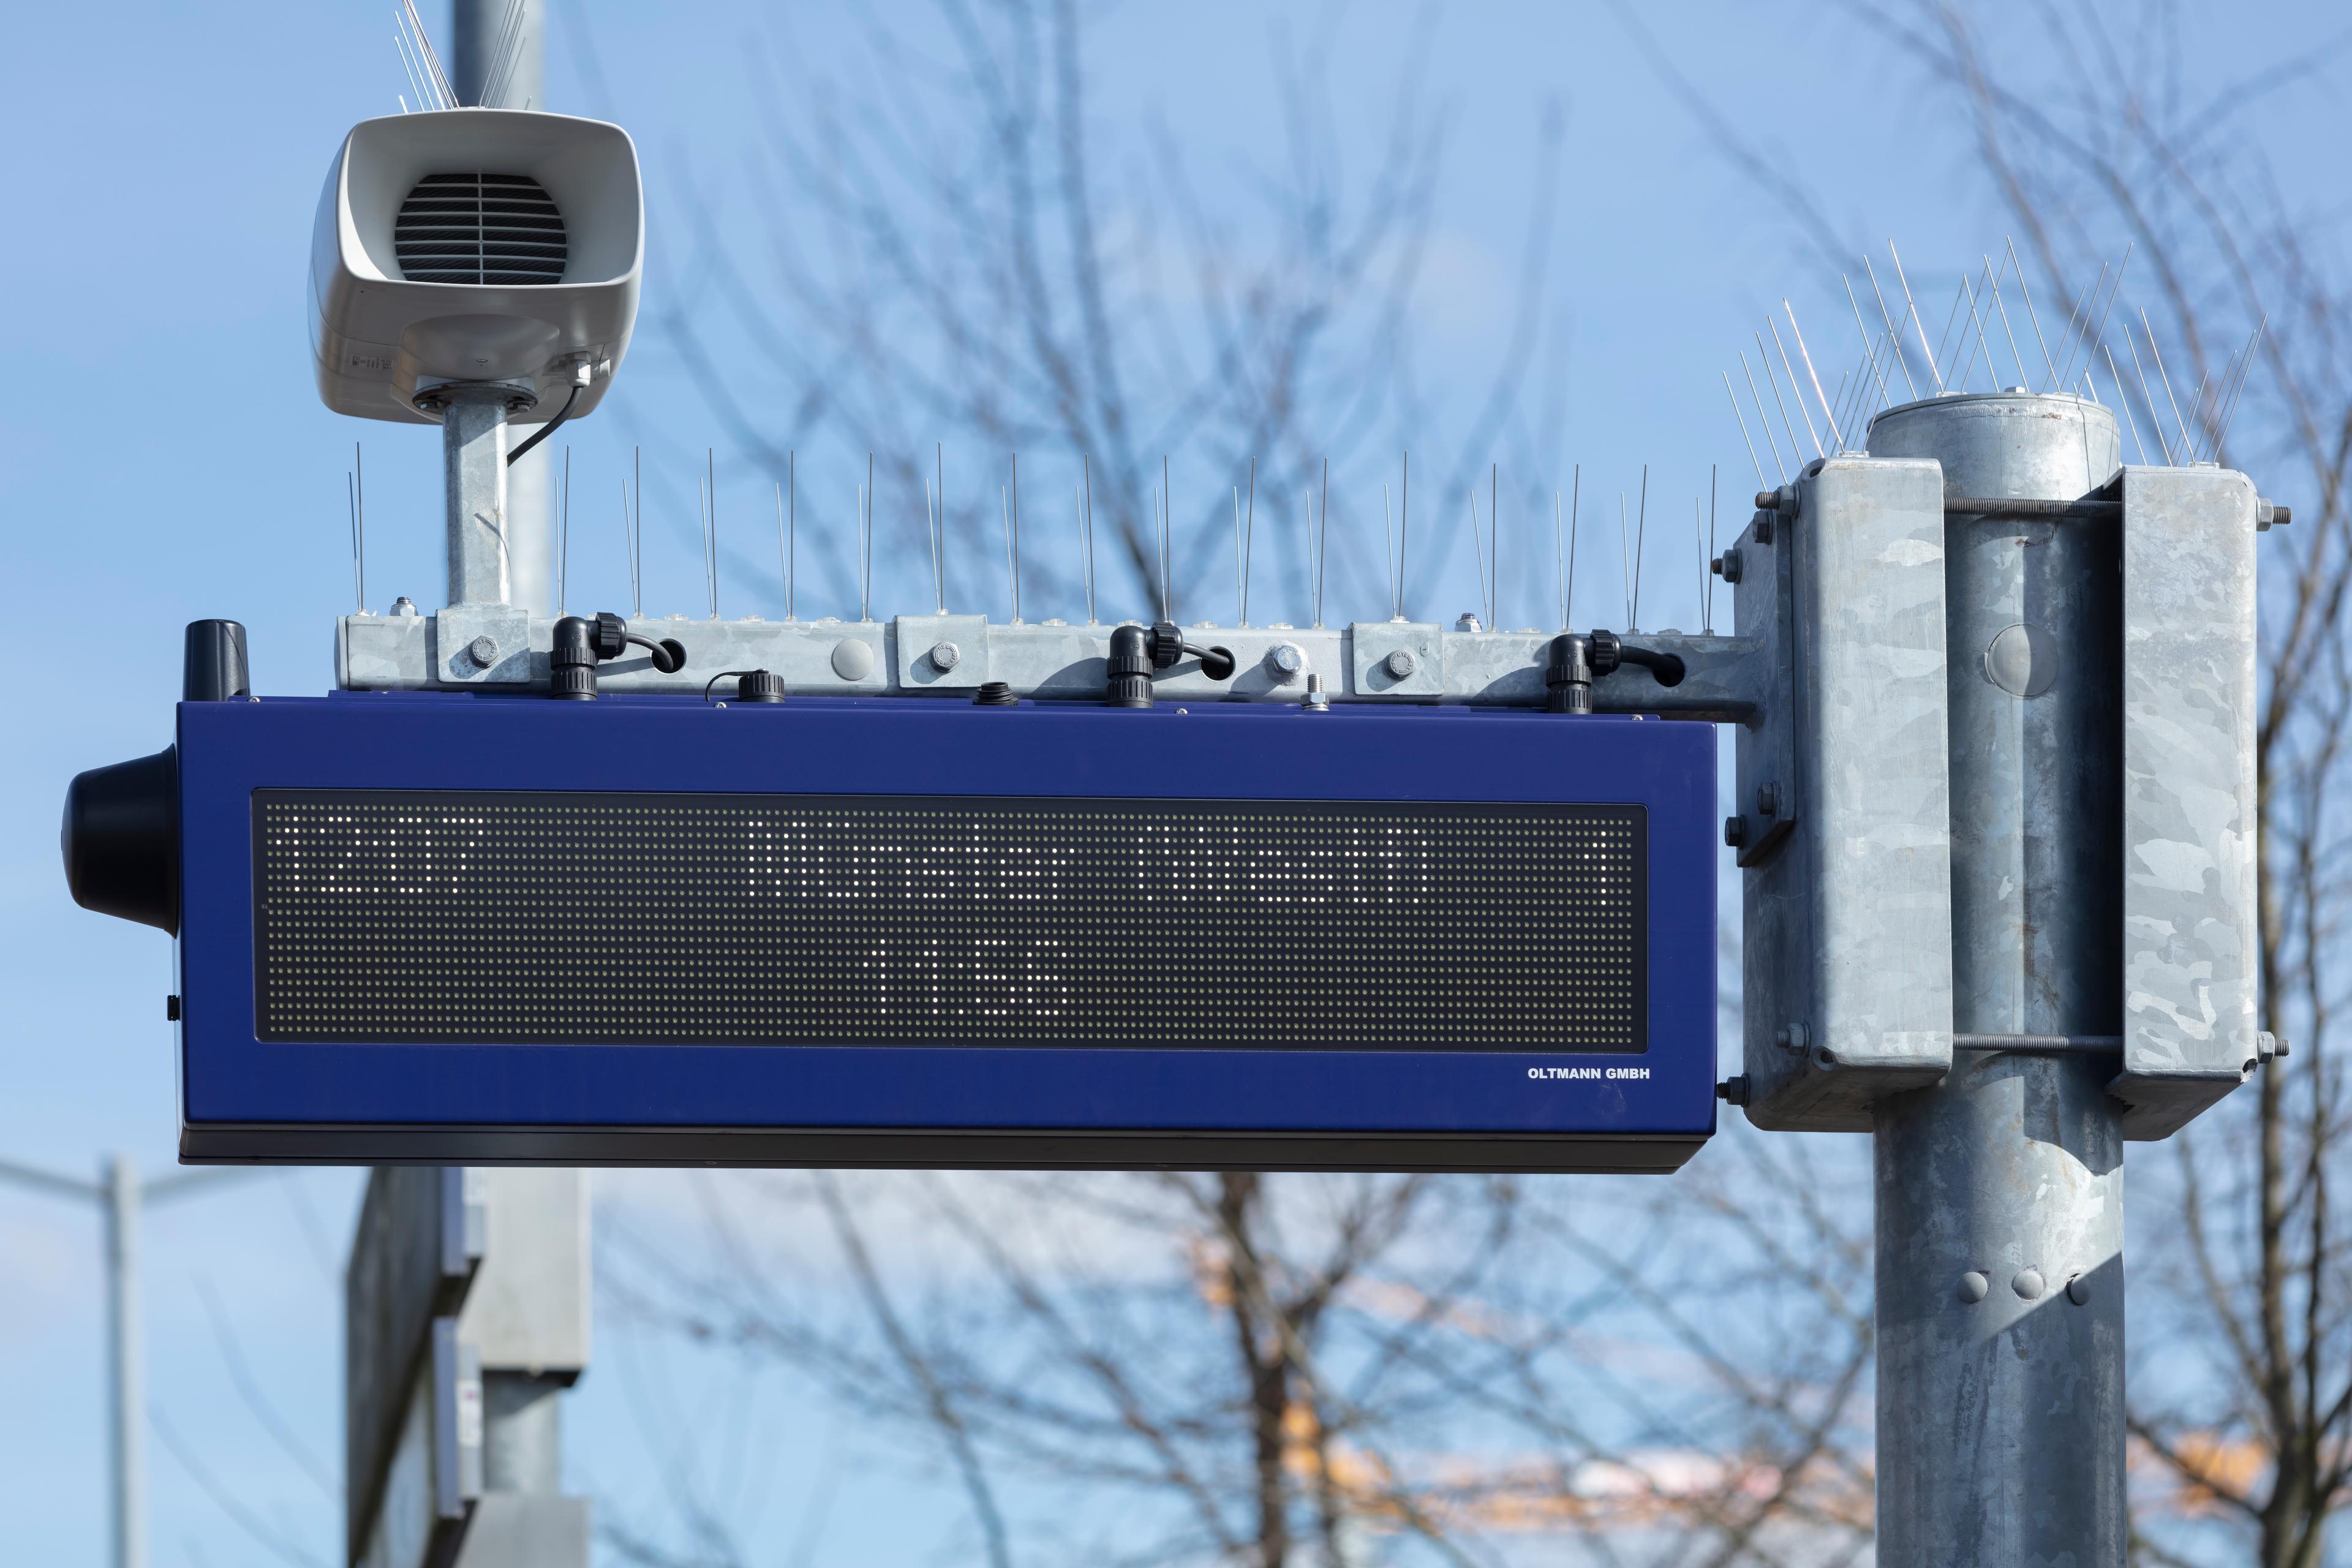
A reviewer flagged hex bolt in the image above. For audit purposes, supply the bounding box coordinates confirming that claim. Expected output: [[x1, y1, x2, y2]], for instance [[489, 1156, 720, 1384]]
[[391, 596, 420, 618], [931, 641, 962, 671], [2012, 1268, 2046, 1301], [1714, 548, 1743, 583], [1774, 1023, 1809, 1052], [1455, 612, 1483, 632], [1958, 1271, 1991, 1304], [1754, 514, 1774, 545], [2066, 1274, 2091, 1306], [1302, 673, 1330, 712], [1716, 1075, 1750, 1106], [1385, 648, 1418, 679], [1724, 815, 1749, 848], [1757, 781, 1781, 817], [466, 635, 499, 669], [1266, 643, 1306, 682]]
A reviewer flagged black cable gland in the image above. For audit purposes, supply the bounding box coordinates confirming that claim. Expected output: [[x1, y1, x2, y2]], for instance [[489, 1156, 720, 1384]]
[[183, 620, 249, 701], [1545, 633, 1594, 715], [974, 681, 1017, 706], [736, 670, 787, 703], [1107, 624, 1155, 708], [551, 616, 599, 700]]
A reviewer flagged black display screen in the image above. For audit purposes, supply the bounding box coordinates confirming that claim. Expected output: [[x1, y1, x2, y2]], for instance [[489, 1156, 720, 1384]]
[[252, 791, 1646, 1051]]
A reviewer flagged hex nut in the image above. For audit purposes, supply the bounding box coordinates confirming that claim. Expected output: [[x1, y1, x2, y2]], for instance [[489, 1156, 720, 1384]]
[[1384, 647, 1417, 679], [1958, 1271, 1990, 1304], [1756, 782, 1781, 818], [1724, 815, 1749, 848], [466, 635, 499, 669], [1266, 643, 1306, 680], [931, 640, 962, 671], [2012, 1268, 2046, 1301]]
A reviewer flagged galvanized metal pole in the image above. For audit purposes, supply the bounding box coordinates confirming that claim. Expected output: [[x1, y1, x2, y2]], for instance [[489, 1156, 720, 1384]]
[[102, 1154, 145, 1568], [451, 0, 554, 617], [1866, 393, 2127, 1564], [439, 386, 519, 606]]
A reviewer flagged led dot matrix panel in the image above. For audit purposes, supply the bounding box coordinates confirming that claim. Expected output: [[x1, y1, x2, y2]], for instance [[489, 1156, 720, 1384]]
[[180, 696, 1717, 1170], [255, 793, 1645, 1050]]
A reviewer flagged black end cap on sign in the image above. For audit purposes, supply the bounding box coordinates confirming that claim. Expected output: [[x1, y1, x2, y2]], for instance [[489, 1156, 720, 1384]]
[[183, 620, 249, 702], [62, 747, 179, 933]]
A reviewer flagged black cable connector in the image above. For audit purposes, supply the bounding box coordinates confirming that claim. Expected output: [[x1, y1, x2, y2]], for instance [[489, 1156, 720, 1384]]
[[1545, 630, 1686, 714], [551, 612, 687, 699], [1106, 622, 1237, 706]]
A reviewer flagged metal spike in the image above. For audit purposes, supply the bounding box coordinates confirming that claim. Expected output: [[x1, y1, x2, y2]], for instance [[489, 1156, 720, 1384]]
[[632, 446, 644, 619], [786, 450, 796, 621], [2051, 262, 2106, 390], [1981, 254, 2027, 388], [559, 445, 570, 616], [1554, 488, 1566, 631], [1886, 241, 1945, 393], [2107, 357, 2145, 470], [1768, 318, 1825, 458], [1231, 484, 1245, 625], [1400, 451, 1412, 622], [2005, 238, 2059, 390], [2079, 245, 2133, 383], [619, 480, 634, 618], [2214, 318, 2266, 461], [1695, 497, 1705, 637], [1633, 465, 1648, 630], [2139, 312, 2194, 463], [1468, 490, 1487, 627], [778, 481, 791, 618], [1862, 256, 1921, 401], [1009, 451, 1021, 624], [1754, 334, 1807, 469], [1953, 272, 1994, 394], [865, 451, 876, 623], [353, 442, 367, 614], [1567, 465, 1581, 631], [1244, 459, 1256, 628], [1618, 491, 1630, 627], [1159, 456, 1172, 622], [935, 443, 947, 614], [2122, 332, 2174, 465], [1317, 458, 1330, 630], [1706, 465, 1717, 636], [1083, 453, 1097, 624], [1740, 350, 1790, 482], [1383, 483, 1396, 620], [1300, 484, 1314, 628], [1725, 371, 1768, 490], [1490, 464, 1500, 628], [704, 448, 718, 619], [1784, 300, 1847, 451], [1845, 276, 1896, 415]]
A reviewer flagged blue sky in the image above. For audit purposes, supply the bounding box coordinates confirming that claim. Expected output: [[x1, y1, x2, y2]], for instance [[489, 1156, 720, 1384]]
[[0, 2, 2340, 1563]]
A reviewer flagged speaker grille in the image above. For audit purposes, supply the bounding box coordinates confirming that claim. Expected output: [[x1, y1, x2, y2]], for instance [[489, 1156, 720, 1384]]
[[393, 172, 567, 286]]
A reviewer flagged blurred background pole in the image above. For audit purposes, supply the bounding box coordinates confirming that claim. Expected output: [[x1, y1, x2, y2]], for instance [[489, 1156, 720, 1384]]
[[104, 1155, 145, 1568], [451, 0, 555, 617]]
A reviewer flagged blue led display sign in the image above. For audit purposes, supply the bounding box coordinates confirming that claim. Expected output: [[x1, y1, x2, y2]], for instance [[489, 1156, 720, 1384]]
[[164, 695, 1719, 1170]]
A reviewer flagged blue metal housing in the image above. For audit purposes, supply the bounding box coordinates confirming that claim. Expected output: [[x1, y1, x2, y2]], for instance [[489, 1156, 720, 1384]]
[[176, 695, 1719, 1170]]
